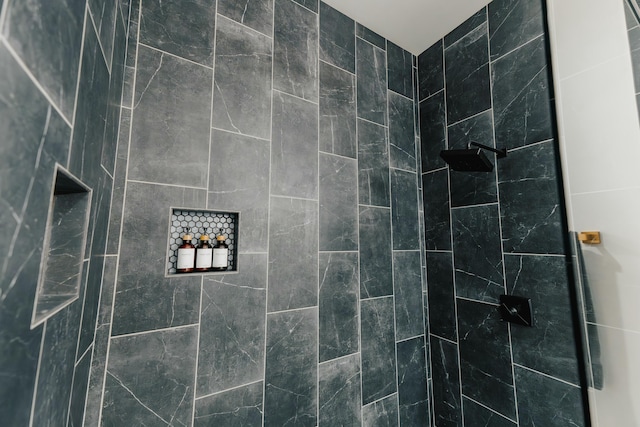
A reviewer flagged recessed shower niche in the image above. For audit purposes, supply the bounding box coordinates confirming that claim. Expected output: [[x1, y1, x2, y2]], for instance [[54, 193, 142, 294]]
[[166, 208, 239, 275], [32, 166, 92, 327]]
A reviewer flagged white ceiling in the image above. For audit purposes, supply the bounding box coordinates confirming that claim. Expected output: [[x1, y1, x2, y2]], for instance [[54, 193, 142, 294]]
[[322, 0, 492, 55]]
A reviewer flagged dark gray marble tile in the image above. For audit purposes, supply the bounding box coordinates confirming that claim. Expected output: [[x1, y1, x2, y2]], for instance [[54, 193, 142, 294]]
[[505, 254, 580, 385], [319, 153, 358, 251], [264, 308, 317, 426], [129, 46, 212, 188], [88, 0, 118, 69], [630, 26, 640, 92], [426, 251, 457, 342], [515, 367, 586, 427], [362, 394, 399, 427], [268, 197, 318, 312], [357, 38, 388, 125], [101, 14, 127, 176], [271, 91, 319, 199], [69, 23, 111, 186], [320, 2, 355, 73], [422, 170, 451, 251], [197, 254, 266, 396], [77, 254, 107, 357], [492, 36, 553, 150], [319, 253, 359, 362], [357, 24, 386, 49], [444, 22, 491, 124], [488, 0, 545, 60], [431, 337, 462, 427], [359, 206, 393, 298], [361, 297, 397, 404], [463, 397, 516, 427], [393, 252, 424, 341], [418, 40, 444, 101], [293, 0, 317, 12], [389, 92, 417, 172], [111, 182, 204, 335], [32, 304, 82, 427], [102, 326, 198, 426], [397, 337, 428, 427], [195, 381, 264, 426], [419, 91, 447, 172], [84, 320, 111, 427], [121, 0, 140, 107], [391, 169, 419, 250], [626, 0, 640, 29], [388, 41, 413, 98], [0, 43, 71, 426], [68, 347, 92, 427], [319, 61, 357, 158], [212, 15, 273, 140], [457, 299, 515, 420], [3, 0, 85, 118], [218, 0, 273, 36], [273, 0, 318, 101], [208, 130, 270, 253], [106, 108, 130, 255], [139, 0, 215, 65], [452, 205, 504, 303], [319, 354, 362, 426], [447, 110, 498, 207], [444, 8, 487, 48], [358, 119, 390, 207], [498, 141, 564, 254]]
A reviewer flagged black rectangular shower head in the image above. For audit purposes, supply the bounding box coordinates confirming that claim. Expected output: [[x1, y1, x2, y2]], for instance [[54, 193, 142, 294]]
[[439, 148, 494, 172]]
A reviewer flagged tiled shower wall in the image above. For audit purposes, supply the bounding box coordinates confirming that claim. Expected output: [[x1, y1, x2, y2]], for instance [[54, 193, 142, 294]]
[[94, 0, 429, 425], [0, 0, 128, 425], [419, 0, 587, 425]]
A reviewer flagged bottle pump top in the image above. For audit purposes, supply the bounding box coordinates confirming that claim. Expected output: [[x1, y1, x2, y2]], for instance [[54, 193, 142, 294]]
[[217, 235, 225, 242], [183, 234, 192, 241], [200, 234, 210, 241]]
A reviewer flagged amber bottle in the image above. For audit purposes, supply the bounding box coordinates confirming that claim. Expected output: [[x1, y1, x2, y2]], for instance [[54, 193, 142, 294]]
[[211, 235, 229, 271], [195, 232, 213, 271], [176, 232, 195, 273]]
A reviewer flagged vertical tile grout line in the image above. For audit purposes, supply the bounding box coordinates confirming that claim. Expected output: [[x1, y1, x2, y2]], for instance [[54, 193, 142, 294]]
[[486, 4, 521, 424], [315, 4, 320, 425], [262, 0, 277, 424], [28, 323, 47, 427], [97, 0, 143, 424]]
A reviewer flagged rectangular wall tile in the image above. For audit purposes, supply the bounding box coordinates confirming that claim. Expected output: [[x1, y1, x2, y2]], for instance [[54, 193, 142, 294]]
[[419, 91, 447, 172], [357, 38, 388, 125], [319, 2, 355, 73], [319, 60, 357, 158], [444, 20, 491, 124], [357, 24, 385, 50], [106, 108, 130, 255], [273, 0, 318, 101], [319, 354, 362, 426], [505, 254, 581, 385], [102, 326, 198, 426], [218, 0, 273, 36], [271, 91, 318, 199], [444, 9, 488, 48], [268, 197, 318, 312], [457, 299, 516, 420], [358, 119, 390, 207], [139, 0, 215, 65], [488, 0, 545, 60], [361, 297, 397, 404], [389, 92, 417, 172], [462, 397, 516, 427], [319, 252, 359, 362], [111, 182, 204, 335], [418, 40, 444, 101], [422, 170, 451, 251], [319, 153, 358, 251], [68, 348, 91, 427], [359, 206, 393, 298], [388, 41, 413, 98], [194, 381, 263, 426], [362, 394, 399, 427], [431, 337, 462, 427], [197, 254, 266, 396], [452, 204, 504, 303], [208, 130, 270, 253], [498, 141, 564, 254], [397, 337, 429, 427], [426, 251, 457, 342], [129, 46, 212, 188], [391, 169, 419, 250], [211, 16, 273, 140], [264, 308, 317, 426], [492, 36, 553, 150], [393, 252, 424, 341]]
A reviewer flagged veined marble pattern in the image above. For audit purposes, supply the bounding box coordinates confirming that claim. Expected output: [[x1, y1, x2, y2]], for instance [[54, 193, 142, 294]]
[[357, 38, 388, 125], [319, 2, 355, 73], [319, 354, 362, 426], [218, 0, 273, 36], [362, 394, 399, 427]]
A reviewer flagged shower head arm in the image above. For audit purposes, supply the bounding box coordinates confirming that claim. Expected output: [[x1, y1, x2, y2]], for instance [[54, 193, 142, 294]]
[[469, 141, 507, 158]]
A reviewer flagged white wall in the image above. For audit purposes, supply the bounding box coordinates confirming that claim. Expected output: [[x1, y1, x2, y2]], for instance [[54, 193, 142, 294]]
[[546, 1, 640, 425]]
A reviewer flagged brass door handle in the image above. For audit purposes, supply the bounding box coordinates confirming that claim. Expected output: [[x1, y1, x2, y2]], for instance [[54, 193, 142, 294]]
[[578, 231, 601, 244]]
